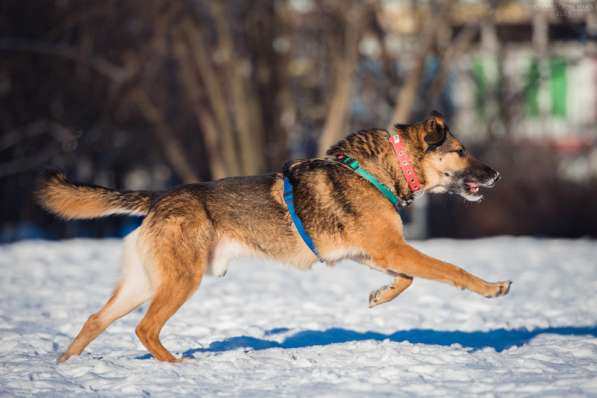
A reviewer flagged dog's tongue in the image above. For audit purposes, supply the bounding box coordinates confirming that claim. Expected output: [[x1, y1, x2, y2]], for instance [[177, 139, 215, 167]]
[[465, 181, 480, 193]]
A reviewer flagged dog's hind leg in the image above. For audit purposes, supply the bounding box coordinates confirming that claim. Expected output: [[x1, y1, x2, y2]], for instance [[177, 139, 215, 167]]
[[134, 273, 202, 362], [368, 274, 413, 308], [134, 216, 208, 362], [58, 229, 152, 363]]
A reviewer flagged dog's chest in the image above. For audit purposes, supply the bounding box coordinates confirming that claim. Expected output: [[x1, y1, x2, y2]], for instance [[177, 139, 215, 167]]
[[207, 239, 257, 277], [206, 238, 365, 276]]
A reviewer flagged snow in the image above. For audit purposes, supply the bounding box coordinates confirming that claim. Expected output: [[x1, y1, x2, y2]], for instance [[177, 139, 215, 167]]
[[1, 237, 596, 397]]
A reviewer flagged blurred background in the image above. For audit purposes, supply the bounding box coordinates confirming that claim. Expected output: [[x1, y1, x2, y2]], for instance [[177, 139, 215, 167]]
[[1, 0, 596, 242]]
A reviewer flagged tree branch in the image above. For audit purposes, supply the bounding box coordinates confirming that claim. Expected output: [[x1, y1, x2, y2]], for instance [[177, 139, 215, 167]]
[[180, 18, 241, 176], [210, 2, 264, 175], [172, 29, 228, 179], [0, 38, 134, 83], [130, 88, 199, 183], [318, 4, 368, 156], [386, 0, 456, 127]]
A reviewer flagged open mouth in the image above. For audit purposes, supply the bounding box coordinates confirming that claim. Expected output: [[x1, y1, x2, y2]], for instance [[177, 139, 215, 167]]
[[455, 171, 499, 202], [464, 180, 480, 194], [460, 178, 485, 202]]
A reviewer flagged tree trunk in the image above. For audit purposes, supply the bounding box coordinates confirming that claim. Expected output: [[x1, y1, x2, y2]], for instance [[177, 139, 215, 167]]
[[318, 5, 366, 156], [130, 89, 199, 183], [387, 0, 455, 128]]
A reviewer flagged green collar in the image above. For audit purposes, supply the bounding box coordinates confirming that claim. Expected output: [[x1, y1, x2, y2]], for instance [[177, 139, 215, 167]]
[[336, 154, 402, 210]]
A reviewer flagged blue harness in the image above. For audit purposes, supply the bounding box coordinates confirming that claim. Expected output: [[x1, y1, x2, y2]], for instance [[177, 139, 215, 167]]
[[283, 155, 402, 261], [283, 176, 323, 261]]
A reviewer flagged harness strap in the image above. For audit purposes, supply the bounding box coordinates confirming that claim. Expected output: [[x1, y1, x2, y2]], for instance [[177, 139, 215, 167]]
[[336, 154, 400, 210], [283, 176, 323, 261], [283, 151, 407, 259]]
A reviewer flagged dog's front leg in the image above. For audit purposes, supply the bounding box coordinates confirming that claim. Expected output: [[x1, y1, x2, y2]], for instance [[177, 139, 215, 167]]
[[364, 239, 511, 298], [368, 273, 413, 308]]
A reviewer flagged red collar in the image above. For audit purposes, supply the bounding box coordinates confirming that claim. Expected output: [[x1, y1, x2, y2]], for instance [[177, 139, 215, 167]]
[[388, 129, 423, 194]]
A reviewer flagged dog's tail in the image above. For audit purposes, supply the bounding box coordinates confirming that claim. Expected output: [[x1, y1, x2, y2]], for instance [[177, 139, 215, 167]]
[[36, 171, 159, 219]]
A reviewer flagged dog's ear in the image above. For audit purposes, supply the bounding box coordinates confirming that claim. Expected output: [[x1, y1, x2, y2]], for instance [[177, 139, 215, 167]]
[[420, 111, 447, 150]]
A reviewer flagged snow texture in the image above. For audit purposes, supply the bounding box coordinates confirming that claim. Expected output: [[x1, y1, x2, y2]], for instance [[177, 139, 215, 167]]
[[1, 237, 596, 397]]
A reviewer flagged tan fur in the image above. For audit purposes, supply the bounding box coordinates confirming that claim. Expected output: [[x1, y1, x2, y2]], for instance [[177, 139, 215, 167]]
[[43, 111, 510, 363], [37, 173, 154, 219], [368, 274, 413, 308]]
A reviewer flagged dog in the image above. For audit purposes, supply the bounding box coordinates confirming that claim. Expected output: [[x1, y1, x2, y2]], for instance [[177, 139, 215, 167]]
[[37, 111, 511, 363]]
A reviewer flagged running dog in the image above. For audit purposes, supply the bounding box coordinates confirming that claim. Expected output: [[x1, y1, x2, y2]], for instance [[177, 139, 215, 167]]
[[37, 111, 511, 363]]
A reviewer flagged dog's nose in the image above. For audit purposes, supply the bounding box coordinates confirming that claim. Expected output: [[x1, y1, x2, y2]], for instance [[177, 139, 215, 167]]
[[484, 166, 500, 182]]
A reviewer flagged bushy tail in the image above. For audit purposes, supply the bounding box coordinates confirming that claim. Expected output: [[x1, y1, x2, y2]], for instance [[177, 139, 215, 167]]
[[36, 171, 158, 220]]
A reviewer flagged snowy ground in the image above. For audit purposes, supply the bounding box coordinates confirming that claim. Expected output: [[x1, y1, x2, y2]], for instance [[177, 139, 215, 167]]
[[1, 237, 596, 397]]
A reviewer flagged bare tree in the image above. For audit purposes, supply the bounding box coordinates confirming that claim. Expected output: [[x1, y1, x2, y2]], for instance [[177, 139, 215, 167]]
[[317, 2, 369, 155]]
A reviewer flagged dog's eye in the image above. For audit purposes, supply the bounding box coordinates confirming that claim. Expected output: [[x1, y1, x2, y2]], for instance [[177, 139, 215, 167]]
[[455, 148, 465, 157]]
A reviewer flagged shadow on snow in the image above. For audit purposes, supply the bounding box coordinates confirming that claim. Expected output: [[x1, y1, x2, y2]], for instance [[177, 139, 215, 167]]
[[134, 325, 597, 360], [135, 325, 597, 360]]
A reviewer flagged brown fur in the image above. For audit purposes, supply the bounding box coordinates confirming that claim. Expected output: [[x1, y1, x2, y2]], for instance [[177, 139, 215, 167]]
[[37, 111, 510, 363], [37, 172, 157, 219]]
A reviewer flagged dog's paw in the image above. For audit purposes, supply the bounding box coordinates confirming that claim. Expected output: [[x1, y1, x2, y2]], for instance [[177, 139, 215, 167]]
[[368, 288, 382, 308], [485, 280, 512, 298], [56, 352, 72, 364], [368, 285, 394, 308]]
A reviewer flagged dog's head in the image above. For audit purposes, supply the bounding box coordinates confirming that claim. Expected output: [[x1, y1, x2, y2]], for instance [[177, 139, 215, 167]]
[[403, 111, 500, 202]]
